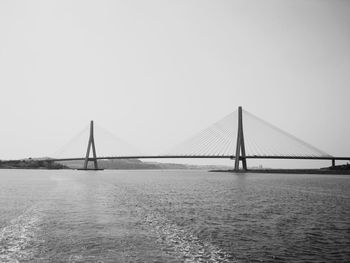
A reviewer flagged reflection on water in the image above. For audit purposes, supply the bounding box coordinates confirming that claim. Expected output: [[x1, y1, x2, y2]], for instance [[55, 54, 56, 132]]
[[0, 169, 349, 262]]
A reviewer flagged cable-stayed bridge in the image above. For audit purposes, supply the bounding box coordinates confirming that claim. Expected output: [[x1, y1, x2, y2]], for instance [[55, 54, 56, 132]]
[[42, 106, 349, 171]]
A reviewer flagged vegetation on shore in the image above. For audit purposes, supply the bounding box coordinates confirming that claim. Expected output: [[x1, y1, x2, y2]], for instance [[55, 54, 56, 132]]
[[0, 159, 67, 169]]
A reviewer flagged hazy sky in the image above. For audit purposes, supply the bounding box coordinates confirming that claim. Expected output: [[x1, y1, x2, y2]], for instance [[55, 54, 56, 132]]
[[0, 0, 349, 167]]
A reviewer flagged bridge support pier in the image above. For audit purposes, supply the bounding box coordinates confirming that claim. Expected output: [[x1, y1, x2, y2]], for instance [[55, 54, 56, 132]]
[[234, 106, 247, 172], [80, 120, 101, 170], [332, 158, 335, 168]]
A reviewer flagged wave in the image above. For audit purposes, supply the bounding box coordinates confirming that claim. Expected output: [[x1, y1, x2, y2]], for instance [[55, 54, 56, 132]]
[[144, 213, 236, 263], [0, 205, 44, 262]]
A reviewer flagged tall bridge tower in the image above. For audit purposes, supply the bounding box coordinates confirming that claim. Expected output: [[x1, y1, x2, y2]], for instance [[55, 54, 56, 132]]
[[82, 120, 99, 170], [234, 106, 247, 171]]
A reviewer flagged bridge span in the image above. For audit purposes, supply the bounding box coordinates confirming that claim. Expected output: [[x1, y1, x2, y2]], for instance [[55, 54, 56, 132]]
[[52, 155, 350, 162], [19, 106, 350, 171]]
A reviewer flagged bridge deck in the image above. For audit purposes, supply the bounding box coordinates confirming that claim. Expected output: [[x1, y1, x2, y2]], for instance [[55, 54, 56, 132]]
[[49, 155, 350, 162]]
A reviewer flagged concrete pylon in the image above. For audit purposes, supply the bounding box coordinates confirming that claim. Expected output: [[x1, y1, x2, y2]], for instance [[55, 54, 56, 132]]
[[82, 120, 99, 170], [234, 106, 247, 171]]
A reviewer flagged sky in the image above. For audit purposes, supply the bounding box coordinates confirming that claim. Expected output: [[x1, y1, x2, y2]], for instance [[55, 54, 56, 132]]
[[0, 0, 349, 168]]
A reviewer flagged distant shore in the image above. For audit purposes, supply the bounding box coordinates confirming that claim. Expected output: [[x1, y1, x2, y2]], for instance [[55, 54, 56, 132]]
[[0, 159, 67, 169], [2, 159, 350, 174], [211, 164, 350, 175], [0, 158, 231, 170]]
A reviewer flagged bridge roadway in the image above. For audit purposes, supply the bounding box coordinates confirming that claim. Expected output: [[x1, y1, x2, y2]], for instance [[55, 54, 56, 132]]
[[49, 155, 350, 162]]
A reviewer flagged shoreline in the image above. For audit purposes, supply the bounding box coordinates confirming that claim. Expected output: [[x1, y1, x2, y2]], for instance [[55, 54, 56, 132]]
[[210, 168, 350, 175]]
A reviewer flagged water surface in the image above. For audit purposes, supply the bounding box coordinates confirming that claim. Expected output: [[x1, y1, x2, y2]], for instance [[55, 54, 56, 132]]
[[0, 169, 349, 262]]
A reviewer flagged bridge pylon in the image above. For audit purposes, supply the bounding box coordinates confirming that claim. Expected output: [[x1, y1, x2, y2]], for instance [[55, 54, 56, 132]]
[[234, 106, 247, 171], [81, 120, 100, 170]]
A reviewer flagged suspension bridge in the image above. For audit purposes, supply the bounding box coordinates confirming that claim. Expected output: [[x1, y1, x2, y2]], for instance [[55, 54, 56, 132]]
[[40, 106, 349, 171]]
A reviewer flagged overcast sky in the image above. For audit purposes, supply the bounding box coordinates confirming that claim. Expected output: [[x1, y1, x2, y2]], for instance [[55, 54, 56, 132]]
[[0, 0, 349, 167]]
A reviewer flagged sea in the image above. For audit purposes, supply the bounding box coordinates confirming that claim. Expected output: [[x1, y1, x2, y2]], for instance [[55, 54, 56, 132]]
[[0, 169, 349, 262]]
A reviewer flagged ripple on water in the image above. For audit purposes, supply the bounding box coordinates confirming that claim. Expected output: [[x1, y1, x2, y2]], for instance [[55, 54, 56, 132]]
[[144, 213, 237, 263], [0, 205, 44, 262]]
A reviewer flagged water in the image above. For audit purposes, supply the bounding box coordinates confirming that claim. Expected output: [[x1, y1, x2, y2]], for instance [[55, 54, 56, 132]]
[[0, 169, 349, 262]]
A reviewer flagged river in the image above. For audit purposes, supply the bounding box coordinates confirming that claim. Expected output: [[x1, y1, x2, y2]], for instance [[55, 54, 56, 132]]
[[0, 169, 349, 262]]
